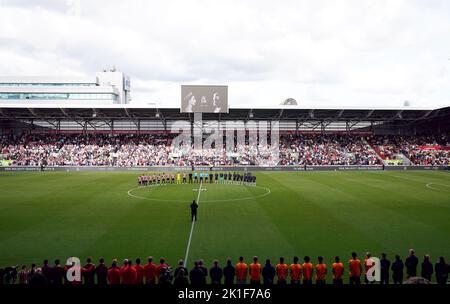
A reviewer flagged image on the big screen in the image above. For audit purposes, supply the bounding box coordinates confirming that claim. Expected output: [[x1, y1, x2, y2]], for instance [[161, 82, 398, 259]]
[[181, 85, 228, 113]]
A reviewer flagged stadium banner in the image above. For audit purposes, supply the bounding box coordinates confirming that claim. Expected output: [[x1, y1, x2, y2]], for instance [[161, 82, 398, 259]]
[[384, 159, 403, 165], [0, 159, 13, 166], [416, 145, 450, 151], [0, 165, 448, 172]]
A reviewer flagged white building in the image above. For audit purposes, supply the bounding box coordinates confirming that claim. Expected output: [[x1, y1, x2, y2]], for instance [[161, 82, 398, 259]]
[[0, 70, 131, 106]]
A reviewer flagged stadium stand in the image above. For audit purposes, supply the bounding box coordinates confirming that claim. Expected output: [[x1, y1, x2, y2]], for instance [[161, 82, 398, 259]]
[[370, 135, 450, 166], [1, 107, 448, 168], [1, 133, 448, 167]]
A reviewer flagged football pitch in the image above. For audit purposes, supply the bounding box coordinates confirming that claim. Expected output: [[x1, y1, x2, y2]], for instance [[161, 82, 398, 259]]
[[0, 170, 449, 269]]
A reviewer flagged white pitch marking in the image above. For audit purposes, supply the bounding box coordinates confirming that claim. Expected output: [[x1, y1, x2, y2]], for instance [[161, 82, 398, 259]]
[[389, 174, 450, 192], [426, 182, 450, 192], [126, 182, 272, 267], [127, 184, 271, 202], [183, 181, 203, 267]]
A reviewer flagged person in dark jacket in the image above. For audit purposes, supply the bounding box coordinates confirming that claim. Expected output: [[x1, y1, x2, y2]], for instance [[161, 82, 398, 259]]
[[174, 259, 188, 284], [435, 256, 448, 285], [420, 255, 433, 281], [42, 260, 52, 283], [51, 259, 65, 285], [3, 266, 17, 284], [198, 259, 208, 284], [82, 257, 96, 285], [29, 268, 48, 285], [405, 249, 418, 278], [29, 263, 37, 277], [209, 260, 223, 285], [189, 261, 205, 286], [190, 200, 198, 221], [391, 255, 404, 284], [223, 258, 235, 285], [379, 253, 390, 285], [174, 268, 189, 286], [95, 257, 108, 285], [262, 259, 275, 285]]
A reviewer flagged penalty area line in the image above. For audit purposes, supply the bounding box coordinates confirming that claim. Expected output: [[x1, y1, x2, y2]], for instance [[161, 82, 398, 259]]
[[184, 181, 203, 267]]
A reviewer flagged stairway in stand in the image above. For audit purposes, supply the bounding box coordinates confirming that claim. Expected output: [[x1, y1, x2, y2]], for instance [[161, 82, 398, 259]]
[[362, 137, 385, 164]]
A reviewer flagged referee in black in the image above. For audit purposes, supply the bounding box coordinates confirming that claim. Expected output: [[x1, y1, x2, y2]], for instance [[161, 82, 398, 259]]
[[190, 200, 198, 221]]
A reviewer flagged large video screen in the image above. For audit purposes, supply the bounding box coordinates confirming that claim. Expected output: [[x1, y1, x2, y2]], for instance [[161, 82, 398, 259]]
[[181, 85, 228, 113]]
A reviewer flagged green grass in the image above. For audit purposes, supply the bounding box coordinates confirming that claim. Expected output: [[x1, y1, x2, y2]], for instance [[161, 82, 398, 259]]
[[0, 170, 449, 271]]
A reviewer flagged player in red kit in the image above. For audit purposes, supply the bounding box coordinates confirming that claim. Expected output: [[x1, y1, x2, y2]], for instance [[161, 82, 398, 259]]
[[122, 260, 137, 284], [134, 258, 145, 284], [144, 256, 158, 284], [156, 257, 169, 283], [107, 259, 121, 284], [120, 259, 128, 279]]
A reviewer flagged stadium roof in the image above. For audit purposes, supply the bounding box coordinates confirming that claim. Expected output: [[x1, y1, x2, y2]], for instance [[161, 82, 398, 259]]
[[0, 100, 446, 111], [0, 105, 448, 122]]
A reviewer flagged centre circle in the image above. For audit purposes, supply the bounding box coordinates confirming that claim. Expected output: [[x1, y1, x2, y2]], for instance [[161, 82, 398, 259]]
[[128, 183, 271, 202]]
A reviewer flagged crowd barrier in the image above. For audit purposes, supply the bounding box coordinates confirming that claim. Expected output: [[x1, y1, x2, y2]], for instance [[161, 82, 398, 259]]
[[0, 165, 448, 172]]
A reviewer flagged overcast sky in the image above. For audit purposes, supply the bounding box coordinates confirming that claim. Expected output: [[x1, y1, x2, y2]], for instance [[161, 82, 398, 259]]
[[1, 0, 449, 108]]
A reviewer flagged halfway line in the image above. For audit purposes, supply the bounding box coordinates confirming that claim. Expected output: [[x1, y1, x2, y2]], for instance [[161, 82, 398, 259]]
[[183, 181, 203, 267]]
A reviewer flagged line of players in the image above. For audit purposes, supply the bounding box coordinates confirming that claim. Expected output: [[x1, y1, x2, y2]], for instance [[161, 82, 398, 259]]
[[138, 172, 256, 186]]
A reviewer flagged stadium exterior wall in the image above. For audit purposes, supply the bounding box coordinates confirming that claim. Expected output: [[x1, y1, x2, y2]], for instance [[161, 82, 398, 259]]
[[0, 165, 448, 172]]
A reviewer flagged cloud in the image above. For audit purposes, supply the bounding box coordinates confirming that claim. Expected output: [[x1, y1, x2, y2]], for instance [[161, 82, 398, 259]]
[[0, 0, 449, 108]]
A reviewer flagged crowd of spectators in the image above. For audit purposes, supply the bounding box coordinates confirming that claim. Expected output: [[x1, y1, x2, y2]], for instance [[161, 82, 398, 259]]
[[1, 250, 448, 285], [278, 134, 380, 166], [371, 135, 449, 165], [0, 133, 448, 167]]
